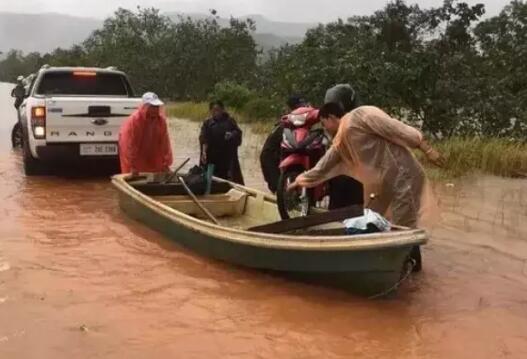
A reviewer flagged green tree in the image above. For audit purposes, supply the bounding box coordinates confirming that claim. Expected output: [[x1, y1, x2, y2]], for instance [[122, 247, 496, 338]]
[[0, 50, 45, 82], [83, 7, 174, 95], [474, 0, 527, 137], [260, 0, 489, 138]]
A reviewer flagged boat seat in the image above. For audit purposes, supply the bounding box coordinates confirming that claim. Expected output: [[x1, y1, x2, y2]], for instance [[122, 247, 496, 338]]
[[155, 189, 248, 219]]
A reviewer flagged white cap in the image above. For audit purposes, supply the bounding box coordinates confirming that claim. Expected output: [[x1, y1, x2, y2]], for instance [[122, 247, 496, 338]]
[[142, 92, 164, 106], [17, 76, 24, 82]]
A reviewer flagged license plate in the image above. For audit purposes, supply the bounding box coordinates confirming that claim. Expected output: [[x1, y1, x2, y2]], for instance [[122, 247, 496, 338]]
[[80, 143, 118, 156]]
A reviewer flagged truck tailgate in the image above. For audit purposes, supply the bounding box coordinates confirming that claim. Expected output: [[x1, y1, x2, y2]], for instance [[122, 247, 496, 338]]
[[45, 97, 141, 143]]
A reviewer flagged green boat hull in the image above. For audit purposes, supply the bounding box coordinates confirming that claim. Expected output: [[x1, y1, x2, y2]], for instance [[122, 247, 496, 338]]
[[118, 191, 417, 295]]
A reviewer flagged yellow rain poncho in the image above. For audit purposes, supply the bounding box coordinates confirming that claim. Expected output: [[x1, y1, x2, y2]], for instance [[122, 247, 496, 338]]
[[296, 106, 429, 228]]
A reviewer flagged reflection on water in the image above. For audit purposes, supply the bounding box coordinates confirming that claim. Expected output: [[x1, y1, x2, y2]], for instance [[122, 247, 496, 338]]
[[0, 84, 526, 358]]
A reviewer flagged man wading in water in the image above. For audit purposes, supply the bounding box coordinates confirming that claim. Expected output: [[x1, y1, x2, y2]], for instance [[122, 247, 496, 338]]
[[200, 101, 244, 184], [118, 92, 173, 178], [288, 102, 445, 271]]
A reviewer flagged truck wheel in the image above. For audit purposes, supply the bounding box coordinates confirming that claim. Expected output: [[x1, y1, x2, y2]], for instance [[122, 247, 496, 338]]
[[11, 123, 23, 148], [22, 134, 45, 176]]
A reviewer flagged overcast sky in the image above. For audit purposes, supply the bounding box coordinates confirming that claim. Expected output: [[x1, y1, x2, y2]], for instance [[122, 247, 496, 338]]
[[0, 0, 511, 22]]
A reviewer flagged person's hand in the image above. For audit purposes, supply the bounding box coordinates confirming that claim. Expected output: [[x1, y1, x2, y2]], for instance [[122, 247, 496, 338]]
[[201, 152, 207, 165], [425, 148, 446, 168], [420, 140, 446, 168], [287, 180, 301, 192], [224, 131, 234, 141]]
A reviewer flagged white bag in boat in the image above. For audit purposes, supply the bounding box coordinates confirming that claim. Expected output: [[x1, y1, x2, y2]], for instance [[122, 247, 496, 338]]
[[343, 209, 391, 232]]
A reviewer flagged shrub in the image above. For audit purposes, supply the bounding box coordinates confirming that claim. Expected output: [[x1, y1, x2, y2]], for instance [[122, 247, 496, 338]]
[[242, 98, 281, 121], [209, 81, 253, 110]]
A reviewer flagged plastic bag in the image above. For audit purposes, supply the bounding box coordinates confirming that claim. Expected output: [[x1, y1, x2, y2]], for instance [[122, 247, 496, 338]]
[[343, 209, 391, 235]]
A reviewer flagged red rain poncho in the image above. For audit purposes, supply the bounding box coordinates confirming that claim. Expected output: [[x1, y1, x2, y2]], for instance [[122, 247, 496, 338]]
[[118, 104, 173, 173]]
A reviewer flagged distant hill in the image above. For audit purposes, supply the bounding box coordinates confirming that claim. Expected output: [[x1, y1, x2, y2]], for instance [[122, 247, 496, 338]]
[[0, 12, 309, 55], [167, 12, 315, 38], [253, 33, 302, 53], [0, 12, 101, 54]]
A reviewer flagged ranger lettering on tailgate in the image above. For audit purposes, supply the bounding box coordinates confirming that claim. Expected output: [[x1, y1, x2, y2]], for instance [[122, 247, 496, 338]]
[[49, 130, 114, 137]]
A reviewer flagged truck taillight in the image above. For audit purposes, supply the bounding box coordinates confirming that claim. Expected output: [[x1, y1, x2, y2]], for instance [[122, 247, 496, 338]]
[[31, 106, 46, 139]]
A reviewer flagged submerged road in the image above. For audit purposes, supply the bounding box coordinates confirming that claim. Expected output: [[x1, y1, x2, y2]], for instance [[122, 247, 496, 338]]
[[0, 82, 526, 358]]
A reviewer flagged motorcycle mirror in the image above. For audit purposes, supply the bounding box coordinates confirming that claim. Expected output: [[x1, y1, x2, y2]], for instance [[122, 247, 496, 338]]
[[366, 193, 377, 208]]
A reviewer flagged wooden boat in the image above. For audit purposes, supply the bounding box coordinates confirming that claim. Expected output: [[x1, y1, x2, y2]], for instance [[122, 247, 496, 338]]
[[112, 173, 428, 295]]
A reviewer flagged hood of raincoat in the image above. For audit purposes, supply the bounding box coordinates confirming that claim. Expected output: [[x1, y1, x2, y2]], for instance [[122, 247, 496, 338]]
[[118, 103, 173, 174]]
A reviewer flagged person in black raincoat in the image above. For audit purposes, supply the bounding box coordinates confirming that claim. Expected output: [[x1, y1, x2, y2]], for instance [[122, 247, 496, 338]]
[[200, 101, 244, 184]]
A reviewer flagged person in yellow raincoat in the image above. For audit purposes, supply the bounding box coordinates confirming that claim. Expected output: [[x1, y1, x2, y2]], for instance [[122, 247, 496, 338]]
[[288, 102, 445, 271]]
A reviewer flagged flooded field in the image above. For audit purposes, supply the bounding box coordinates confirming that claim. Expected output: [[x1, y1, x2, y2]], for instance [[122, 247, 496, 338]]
[[1, 82, 526, 358]]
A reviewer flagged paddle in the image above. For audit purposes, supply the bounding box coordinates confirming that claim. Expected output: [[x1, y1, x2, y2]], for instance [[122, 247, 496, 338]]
[[249, 205, 363, 234], [163, 158, 191, 184], [177, 176, 220, 225]]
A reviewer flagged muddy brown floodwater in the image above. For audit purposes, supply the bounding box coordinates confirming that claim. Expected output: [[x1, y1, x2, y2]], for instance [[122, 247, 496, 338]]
[[1, 82, 526, 358]]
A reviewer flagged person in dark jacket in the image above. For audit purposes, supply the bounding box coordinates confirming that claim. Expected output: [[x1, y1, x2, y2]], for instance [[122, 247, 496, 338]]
[[259, 95, 307, 193], [324, 84, 364, 209], [200, 101, 244, 184], [11, 76, 26, 109]]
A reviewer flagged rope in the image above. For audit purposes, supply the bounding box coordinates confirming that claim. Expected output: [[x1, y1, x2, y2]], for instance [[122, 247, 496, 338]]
[[368, 258, 416, 300]]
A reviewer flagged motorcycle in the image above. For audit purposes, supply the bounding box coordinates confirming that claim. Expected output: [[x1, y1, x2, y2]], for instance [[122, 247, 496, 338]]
[[276, 106, 329, 219]]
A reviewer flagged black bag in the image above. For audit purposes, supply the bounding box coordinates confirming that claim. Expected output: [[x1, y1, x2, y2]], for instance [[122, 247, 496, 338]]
[[181, 165, 207, 195]]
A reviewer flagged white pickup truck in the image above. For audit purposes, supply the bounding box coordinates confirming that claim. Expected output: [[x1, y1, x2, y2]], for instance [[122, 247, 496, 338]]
[[18, 65, 141, 175]]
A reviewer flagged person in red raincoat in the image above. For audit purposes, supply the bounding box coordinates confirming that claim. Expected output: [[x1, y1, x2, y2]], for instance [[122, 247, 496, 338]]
[[119, 92, 173, 176]]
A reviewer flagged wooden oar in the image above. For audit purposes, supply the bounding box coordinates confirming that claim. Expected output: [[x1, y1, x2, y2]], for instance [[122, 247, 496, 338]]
[[249, 205, 363, 234], [163, 158, 190, 184], [178, 176, 220, 225]]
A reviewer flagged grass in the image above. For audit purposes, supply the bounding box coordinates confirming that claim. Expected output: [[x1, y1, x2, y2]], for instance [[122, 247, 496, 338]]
[[166, 102, 210, 122], [424, 137, 527, 179], [167, 102, 527, 180]]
